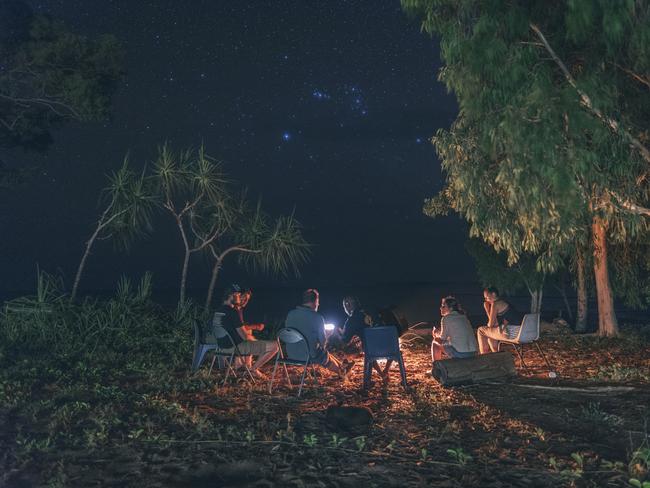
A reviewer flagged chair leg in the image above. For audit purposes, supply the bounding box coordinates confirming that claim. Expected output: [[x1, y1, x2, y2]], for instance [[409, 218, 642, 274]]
[[398, 354, 408, 390], [534, 342, 553, 371], [192, 345, 208, 372], [242, 356, 256, 383], [297, 362, 309, 397], [208, 353, 217, 376], [223, 352, 237, 385], [362, 359, 372, 389], [515, 345, 530, 372], [269, 355, 279, 394]]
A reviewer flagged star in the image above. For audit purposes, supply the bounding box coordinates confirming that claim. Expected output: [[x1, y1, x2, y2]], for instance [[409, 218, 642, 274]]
[[282, 132, 292, 141]]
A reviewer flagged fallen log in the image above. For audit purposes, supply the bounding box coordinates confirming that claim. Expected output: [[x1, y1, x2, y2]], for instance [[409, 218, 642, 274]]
[[510, 384, 636, 395], [432, 352, 516, 386]]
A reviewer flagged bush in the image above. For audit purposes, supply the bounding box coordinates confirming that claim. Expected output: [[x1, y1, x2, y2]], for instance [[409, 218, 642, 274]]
[[0, 272, 193, 369]]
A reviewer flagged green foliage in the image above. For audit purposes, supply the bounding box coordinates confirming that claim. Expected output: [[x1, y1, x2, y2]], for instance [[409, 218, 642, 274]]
[[594, 363, 650, 383], [2, 271, 191, 361], [629, 447, 650, 485], [465, 238, 544, 296], [0, 8, 123, 151], [446, 447, 473, 466], [577, 402, 624, 429], [152, 143, 310, 306], [403, 0, 650, 279]]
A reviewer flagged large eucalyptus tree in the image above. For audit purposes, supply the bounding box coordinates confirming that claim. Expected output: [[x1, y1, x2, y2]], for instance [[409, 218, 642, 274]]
[[403, 0, 650, 335]]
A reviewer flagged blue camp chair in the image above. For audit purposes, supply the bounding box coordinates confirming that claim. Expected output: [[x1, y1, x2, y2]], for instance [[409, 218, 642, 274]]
[[191, 319, 219, 372], [191, 312, 226, 373], [362, 326, 408, 390], [268, 327, 317, 397]]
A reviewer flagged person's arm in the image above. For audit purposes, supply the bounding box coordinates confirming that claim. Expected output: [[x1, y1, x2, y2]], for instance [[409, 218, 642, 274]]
[[316, 317, 326, 348], [486, 301, 498, 327], [341, 314, 361, 343], [242, 322, 264, 331]]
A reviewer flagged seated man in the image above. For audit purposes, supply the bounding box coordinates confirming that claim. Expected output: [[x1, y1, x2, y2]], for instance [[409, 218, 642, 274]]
[[327, 295, 369, 351], [216, 284, 278, 379], [284, 288, 353, 379]]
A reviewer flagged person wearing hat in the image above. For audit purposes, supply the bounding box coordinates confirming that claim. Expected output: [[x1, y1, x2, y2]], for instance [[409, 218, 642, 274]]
[[217, 284, 278, 379]]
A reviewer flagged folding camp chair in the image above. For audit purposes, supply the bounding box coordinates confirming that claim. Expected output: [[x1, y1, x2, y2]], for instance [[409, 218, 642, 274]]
[[498, 313, 553, 372], [362, 326, 408, 390], [268, 327, 318, 397], [208, 326, 256, 385], [191, 320, 219, 372]]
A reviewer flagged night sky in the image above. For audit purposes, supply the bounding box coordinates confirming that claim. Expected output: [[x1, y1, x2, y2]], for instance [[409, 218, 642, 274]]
[[1, 1, 476, 301]]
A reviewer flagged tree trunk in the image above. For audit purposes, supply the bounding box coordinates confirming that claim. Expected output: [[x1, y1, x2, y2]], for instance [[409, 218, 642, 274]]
[[204, 257, 223, 312], [530, 288, 543, 314], [71, 239, 94, 302], [71, 221, 106, 302], [554, 281, 573, 322], [592, 216, 619, 336], [179, 249, 190, 304], [575, 245, 588, 332], [175, 215, 191, 305]]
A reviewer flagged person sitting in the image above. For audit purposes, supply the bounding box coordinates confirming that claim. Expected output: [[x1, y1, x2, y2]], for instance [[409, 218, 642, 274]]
[[284, 288, 353, 379], [327, 295, 369, 351], [217, 284, 279, 379], [476, 286, 524, 354], [431, 296, 478, 362]]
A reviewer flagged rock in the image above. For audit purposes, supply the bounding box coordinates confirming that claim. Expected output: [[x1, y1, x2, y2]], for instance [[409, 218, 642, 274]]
[[325, 405, 373, 434]]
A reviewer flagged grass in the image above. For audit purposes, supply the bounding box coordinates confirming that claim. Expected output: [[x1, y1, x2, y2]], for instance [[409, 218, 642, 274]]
[[1, 274, 650, 486]]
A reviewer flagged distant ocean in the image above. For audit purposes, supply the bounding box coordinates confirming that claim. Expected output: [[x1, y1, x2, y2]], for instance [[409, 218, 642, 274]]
[[3, 281, 648, 331]]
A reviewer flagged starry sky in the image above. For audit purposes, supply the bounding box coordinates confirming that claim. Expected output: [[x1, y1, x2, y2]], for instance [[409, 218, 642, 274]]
[[1, 0, 476, 300]]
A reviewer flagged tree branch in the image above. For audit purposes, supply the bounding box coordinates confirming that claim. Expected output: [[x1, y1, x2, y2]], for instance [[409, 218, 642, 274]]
[[529, 23, 650, 166], [608, 190, 650, 217], [610, 62, 650, 91]]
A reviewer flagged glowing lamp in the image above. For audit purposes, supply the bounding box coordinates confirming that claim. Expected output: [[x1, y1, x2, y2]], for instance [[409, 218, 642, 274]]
[[324, 323, 336, 331]]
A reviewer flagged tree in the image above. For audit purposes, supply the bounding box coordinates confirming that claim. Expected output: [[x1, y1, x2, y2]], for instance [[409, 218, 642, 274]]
[[465, 239, 546, 314], [403, 0, 650, 336], [71, 157, 156, 301], [204, 199, 310, 312], [153, 144, 228, 304], [1, 0, 123, 152], [153, 144, 310, 307]]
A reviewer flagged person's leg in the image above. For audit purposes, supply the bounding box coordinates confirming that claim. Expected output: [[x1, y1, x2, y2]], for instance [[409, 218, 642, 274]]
[[250, 340, 279, 371], [477, 326, 492, 354], [431, 341, 446, 361], [237, 340, 279, 373], [477, 326, 508, 353]]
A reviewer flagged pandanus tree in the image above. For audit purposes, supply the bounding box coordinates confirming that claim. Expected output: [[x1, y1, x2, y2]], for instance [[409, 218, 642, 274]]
[[71, 158, 155, 301], [153, 144, 228, 304], [204, 197, 310, 312], [403, 0, 650, 336], [153, 144, 310, 306]]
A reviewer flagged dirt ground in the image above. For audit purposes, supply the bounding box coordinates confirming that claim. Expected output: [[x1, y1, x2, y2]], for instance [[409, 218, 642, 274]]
[[3, 328, 650, 487]]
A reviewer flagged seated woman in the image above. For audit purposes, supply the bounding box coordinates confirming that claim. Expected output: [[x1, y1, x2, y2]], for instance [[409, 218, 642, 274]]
[[431, 296, 478, 362], [476, 286, 524, 354]]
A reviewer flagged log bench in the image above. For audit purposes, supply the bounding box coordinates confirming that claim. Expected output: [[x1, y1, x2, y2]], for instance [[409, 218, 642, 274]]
[[432, 351, 516, 386]]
